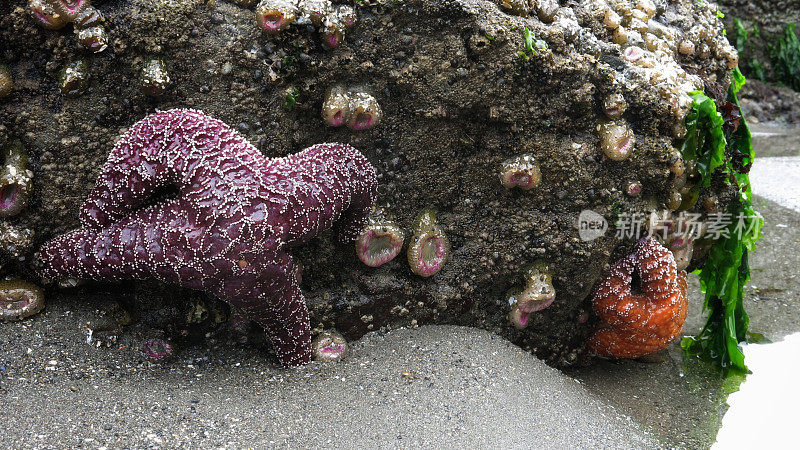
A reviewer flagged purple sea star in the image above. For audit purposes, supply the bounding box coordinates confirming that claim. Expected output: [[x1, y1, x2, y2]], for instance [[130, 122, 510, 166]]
[[36, 109, 377, 367]]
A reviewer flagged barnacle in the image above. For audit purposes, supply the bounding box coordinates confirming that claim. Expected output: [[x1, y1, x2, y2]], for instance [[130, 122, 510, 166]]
[[499, 154, 542, 190]]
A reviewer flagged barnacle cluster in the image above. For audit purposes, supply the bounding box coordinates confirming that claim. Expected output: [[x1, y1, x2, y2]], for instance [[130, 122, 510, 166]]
[[499, 154, 542, 190], [311, 330, 348, 362], [667, 151, 701, 211], [140, 57, 171, 98], [0, 280, 45, 322], [355, 207, 404, 268], [254, 0, 357, 49], [587, 0, 735, 138], [322, 85, 382, 131], [0, 66, 12, 99], [497, 0, 530, 16], [496, 0, 559, 22], [407, 208, 450, 278], [27, 0, 109, 53]]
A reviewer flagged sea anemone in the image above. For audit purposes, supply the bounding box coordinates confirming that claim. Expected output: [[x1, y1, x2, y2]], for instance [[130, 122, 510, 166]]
[[320, 17, 345, 49], [0, 66, 13, 99], [625, 181, 642, 197], [346, 91, 382, 131], [0, 280, 45, 322], [300, 0, 330, 26], [141, 339, 175, 362], [602, 93, 627, 119], [499, 154, 542, 190], [59, 60, 90, 97], [27, 0, 107, 52], [407, 208, 449, 277], [256, 0, 297, 34], [140, 57, 171, 98], [597, 120, 635, 161], [355, 210, 404, 268], [322, 86, 381, 130], [0, 141, 33, 218], [322, 84, 350, 127], [507, 263, 556, 330], [71, 5, 107, 52], [311, 330, 348, 362], [0, 222, 34, 263]]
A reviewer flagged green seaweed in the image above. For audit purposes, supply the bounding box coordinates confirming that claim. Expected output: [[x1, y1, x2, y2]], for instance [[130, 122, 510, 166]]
[[769, 23, 800, 91], [733, 18, 748, 53], [282, 88, 299, 110], [518, 27, 547, 61], [680, 68, 764, 373], [749, 58, 765, 81]]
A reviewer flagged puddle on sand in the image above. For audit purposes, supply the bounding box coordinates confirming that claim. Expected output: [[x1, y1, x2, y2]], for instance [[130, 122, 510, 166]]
[[568, 343, 738, 449], [712, 332, 800, 449]]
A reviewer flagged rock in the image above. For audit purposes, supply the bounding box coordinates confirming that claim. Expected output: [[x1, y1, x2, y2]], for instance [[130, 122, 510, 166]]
[[0, 0, 739, 366]]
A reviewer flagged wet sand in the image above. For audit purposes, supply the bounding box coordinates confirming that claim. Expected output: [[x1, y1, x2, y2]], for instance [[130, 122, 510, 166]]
[[1, 319, 655, 448]]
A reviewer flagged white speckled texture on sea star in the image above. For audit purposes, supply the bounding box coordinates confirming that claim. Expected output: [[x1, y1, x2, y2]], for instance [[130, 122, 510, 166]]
[[37, 109, 377, 367], [587, 237, 688, 359]]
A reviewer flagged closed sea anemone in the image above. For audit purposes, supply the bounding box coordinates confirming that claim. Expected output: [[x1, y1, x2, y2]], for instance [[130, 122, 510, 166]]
[[311, 330, 348, 362], [507, 263, 556, 330], [0, 280, 45, 322]]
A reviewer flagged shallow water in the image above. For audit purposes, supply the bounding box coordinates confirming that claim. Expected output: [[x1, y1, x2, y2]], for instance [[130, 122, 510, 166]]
[[712, 332, 800, 449]]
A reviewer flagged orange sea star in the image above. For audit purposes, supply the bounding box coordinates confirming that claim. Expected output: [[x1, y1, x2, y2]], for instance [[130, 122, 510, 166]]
[[587, 237, 688, 359]]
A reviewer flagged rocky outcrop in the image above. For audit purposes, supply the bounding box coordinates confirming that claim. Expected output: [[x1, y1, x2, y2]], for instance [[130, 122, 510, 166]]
[[0, 0, 739, 365]]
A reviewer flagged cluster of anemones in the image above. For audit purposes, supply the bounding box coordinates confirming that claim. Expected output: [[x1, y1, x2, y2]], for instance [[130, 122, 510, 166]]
[[322, 85, 382, 131], [354, 207, 450, 278], [27, 0, 109, 53], [254, 0, 357, 49]]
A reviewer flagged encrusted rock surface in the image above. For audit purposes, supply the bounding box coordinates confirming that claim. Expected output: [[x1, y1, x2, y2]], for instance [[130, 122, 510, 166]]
[[0, 0, 739, 366]]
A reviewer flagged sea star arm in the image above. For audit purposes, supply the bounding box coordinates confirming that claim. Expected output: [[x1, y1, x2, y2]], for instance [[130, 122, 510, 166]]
[[38, 209, 314, 368], [270, 143, 377, 247], [218, 252, 312, 367], [79, 110, 256, 229], [335, 179, 375, 243], [35, 226, 141, 282]]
